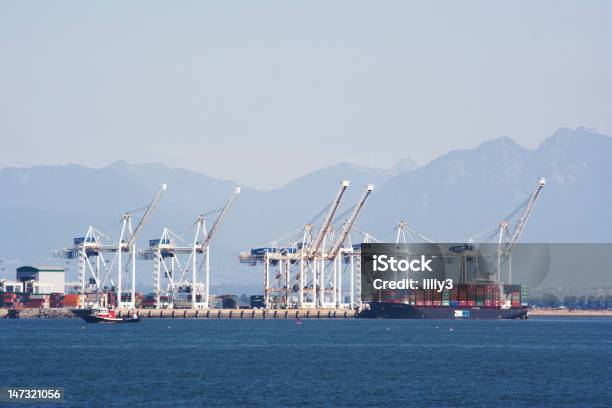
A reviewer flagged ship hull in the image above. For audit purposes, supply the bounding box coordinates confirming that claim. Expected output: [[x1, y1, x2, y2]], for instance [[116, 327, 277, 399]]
[[358, 302, 527, 319]]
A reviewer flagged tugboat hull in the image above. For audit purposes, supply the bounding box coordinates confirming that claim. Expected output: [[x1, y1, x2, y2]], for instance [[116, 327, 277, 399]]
[[72, 309, 140, 323]]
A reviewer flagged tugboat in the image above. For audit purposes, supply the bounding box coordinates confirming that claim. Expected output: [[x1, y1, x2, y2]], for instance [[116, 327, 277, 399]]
[[73, 307, 140, 323]]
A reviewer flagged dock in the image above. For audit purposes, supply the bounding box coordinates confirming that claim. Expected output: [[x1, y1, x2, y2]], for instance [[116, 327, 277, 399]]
[[3, 308, 359, 319]]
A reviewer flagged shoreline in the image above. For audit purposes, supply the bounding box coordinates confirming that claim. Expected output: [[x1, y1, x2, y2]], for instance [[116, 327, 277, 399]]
[[527, 308, 612, 318]]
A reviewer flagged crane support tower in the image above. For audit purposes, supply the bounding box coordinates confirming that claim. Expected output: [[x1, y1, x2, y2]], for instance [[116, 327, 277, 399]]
[[239, 181, 374, 310], [139, 187, 240, 309], [55, 184, 167, 309], [496, 177, 546, 284]]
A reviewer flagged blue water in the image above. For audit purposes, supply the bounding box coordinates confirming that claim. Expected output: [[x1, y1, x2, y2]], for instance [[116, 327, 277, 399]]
[[0, 318, 610, 408]]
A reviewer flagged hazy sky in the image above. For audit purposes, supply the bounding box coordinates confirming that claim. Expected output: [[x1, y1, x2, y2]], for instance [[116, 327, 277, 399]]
[[1, 1, 611, 189]]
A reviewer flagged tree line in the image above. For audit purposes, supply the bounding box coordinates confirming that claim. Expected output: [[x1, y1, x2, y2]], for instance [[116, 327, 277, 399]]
[[528, 293, 612, 309]]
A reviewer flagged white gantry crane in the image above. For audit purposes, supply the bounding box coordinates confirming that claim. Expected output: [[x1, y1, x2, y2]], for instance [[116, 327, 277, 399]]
[[53, 226, 114, 307], [117, 184, 167, 308], [307, 181, 349, 258], [306, 180, 350, 308], [326, 184, 374, 307], [55, 184, 167, 309], [495, 177, 546, 284], [239, 181, 375, 310], [140, 187, 240, 309], [393, 220, 434, 244]]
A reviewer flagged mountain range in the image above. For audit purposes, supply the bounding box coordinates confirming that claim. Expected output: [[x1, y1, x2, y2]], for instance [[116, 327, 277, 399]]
[[1, 127, 610, 291]]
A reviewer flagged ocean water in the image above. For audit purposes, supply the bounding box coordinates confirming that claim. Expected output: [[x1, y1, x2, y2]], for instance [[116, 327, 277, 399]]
[[0, 318, 610, 408]]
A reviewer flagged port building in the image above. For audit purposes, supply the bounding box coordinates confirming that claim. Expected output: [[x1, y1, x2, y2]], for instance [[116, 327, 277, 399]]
[[16, 266, 65, 294]]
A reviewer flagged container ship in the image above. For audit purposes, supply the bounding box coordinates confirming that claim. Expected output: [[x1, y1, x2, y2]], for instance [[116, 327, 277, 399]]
[[359, 283, 528, 319]]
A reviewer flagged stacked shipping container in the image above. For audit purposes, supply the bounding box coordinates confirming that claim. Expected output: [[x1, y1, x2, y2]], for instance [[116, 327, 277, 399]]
[[376, 283, 523, 309]]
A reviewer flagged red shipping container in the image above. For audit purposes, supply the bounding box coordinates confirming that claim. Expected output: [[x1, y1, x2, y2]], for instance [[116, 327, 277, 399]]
[[64, 293, 81, 300], [415, 290, 424, 306], [433, 290, 442, 306], [458, 285, 467, 299]]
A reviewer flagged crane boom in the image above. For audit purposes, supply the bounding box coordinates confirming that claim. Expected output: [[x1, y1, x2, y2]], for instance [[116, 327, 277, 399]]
[[198, 187, 241, 250], [502, 177, 545, 256], [328, 184, 374, 259], [308, 180, 350, 258], [128, 184, 167, 247]]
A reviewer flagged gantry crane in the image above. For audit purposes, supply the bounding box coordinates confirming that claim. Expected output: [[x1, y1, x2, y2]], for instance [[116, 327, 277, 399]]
[[191, 187, 240, 308], [140, 187, 240, 309], [304, 180, 350, 307], [239, 180, 374, 309], [117, 184, 167, 308], [326, 184, 374, 307], [496, 177, 546, 284], [327, 184, 374, 259], [307, 181, 349, 258], [55, 184, 166, 309], [53, 226, 114, 307]]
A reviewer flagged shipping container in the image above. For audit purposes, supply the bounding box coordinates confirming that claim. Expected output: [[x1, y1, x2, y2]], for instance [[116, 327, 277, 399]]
[[475, 285, 485, 306], [433, 290, 442, 306], [415, 290, 424, 306], [62, 300, 80, 308], [458, 284, 468, 306], [451, 287, 458, 302], [49, 293, 62, 301], [63, 294, 80, 300], [442, 290, 451, 306], [29, 294, 48, 300], [26, 300, 45, 308], [423, 290, 432, 306], [141, 299, 157, 309], [220, 295, 237, 309]]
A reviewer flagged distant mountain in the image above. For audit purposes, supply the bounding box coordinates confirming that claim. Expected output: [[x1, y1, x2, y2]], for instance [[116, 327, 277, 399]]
[[364, 127, 612, 245], [262, 161, 405, 214], [108, 160, 244, 205], [0, 165, 232, 272], [390, 157, 419, 175], [0, 158, 413, 291], [1, 128, 610, 289], [360, 128, 612, 287]]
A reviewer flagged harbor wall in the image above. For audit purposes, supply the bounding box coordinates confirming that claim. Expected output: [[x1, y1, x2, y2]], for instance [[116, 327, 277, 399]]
[[4, 308, 358, 319], [120, 308, 358, 319], [5, 307, 612, 319]]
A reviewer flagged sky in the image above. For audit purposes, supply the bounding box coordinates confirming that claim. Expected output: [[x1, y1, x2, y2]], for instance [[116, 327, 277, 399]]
[[0, 1, 611, 189]]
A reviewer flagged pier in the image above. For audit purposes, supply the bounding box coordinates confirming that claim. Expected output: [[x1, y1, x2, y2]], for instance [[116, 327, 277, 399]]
[[122, 308, 358, 319], [4, 308, 359, 319]]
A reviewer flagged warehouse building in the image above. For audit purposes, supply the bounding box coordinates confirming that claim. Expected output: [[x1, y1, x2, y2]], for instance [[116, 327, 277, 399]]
[[16, 266, 65, 294]]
